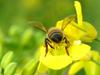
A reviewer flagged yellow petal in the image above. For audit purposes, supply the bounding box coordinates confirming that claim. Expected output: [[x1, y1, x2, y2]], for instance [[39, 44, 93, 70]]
[[68, 61, 84, 75], [56, 20, 63, 29], [39, 46, 72, 70], [69, 43, 91, 61], [40, 54, 72, 70], [74, 1, 83, 26]]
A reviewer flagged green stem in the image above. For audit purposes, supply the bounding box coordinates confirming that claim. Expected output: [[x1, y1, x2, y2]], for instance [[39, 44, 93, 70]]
[[94, 38, 100, 42], [1, 68, 4, 75], [32, 61, 39, 75]]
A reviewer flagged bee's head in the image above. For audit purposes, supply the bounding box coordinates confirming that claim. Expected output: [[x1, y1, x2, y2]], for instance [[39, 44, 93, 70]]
[[48, 28, 63, 43]]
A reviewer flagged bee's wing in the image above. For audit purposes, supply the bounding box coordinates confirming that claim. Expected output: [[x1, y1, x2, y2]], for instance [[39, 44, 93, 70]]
[[61, 15, 76, 30], [28, 21, 48, 33], [61, 15, 87, 32]]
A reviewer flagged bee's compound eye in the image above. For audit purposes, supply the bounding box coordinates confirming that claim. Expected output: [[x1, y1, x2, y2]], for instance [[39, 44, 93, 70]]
[[50, 33, 63, 43]]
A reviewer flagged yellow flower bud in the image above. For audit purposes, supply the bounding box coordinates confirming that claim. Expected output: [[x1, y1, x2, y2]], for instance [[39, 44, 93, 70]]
[[80, 22, 97, 42], [56, 1, 97, 42], [21, 28, 33, 46]]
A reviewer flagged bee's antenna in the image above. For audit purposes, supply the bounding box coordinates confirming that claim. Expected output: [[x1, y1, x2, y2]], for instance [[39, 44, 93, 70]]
[[28, 21, 48, 33]]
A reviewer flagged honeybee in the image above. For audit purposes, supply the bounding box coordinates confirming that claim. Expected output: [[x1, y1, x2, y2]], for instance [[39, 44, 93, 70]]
[[29, 16, 76, 56]]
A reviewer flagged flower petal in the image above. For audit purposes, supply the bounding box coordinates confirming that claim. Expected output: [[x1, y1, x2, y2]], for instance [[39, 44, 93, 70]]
[[68, 61, 84, 75], [69, 43, 91, 61]]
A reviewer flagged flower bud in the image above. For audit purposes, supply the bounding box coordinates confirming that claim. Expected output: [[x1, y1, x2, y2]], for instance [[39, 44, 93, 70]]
[[1, 51, 14, 69]]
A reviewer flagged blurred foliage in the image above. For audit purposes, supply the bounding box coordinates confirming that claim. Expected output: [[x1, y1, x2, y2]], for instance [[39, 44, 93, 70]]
[[0, 51, 17, 75], [0, 0, 100, 75]]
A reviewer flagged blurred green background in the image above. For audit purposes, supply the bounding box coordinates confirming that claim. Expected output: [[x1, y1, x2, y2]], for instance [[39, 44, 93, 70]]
[[0, 0, 100, 74]]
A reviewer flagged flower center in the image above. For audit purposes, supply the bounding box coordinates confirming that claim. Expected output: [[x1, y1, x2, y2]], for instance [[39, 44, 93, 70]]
[[48, 43, 68, 56]]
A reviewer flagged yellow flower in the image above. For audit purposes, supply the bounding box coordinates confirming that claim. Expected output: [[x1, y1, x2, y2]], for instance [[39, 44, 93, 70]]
[[38, 40, 91, 71], [56, 1, 97, 42]]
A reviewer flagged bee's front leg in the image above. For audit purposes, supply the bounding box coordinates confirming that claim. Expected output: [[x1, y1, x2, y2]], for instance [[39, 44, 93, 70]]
[[45, 38, 48, 56], [64, 37, 70, 56], [45, 38, 54, 56]]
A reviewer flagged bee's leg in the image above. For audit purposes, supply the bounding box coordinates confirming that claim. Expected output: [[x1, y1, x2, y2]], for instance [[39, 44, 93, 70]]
[[45, 38, 48, 56], [46, 38, 54, 49], [45, 38, 54, 56], [64, 37, 70, 56], [65, 46, 69, 56]]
